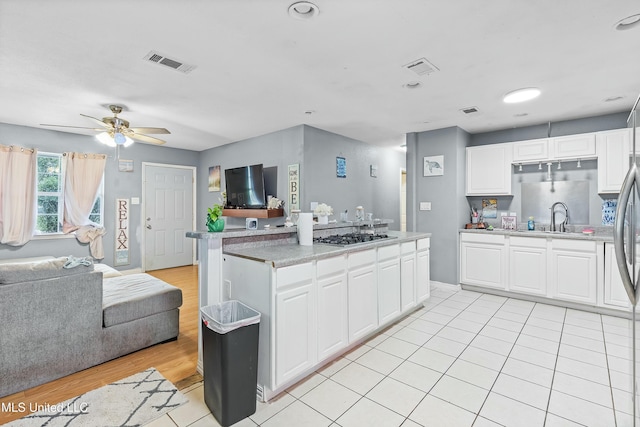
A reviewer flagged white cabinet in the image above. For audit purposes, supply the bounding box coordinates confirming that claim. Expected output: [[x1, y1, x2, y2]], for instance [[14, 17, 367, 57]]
[[377, 244, 401, 325], [400, 241, 417, 312], [275, 271, 316, 387], [347, 249, 378, 343], [512, 138, 549, 162], [416, 238, 430, 303], [316, 256, 349, 362], [508, 237, 547, 296], [460, 233, 507, 289], [549, 239, 597, 305], [550, 133, 596, 159], [466, 143, 513, 195], [603, 243, 632, 309], [597, 128, 631, 193]]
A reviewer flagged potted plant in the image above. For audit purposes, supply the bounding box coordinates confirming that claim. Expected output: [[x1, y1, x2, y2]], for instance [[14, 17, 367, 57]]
[[206, 203, 225, 232], [314, 203, 333, 224]]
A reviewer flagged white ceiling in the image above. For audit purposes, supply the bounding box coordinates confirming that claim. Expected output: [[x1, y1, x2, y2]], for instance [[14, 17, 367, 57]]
[[1, 1, 638, 152]]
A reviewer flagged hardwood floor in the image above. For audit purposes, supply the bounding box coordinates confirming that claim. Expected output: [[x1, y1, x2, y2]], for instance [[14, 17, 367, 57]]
[[0, 265, 200, 425]]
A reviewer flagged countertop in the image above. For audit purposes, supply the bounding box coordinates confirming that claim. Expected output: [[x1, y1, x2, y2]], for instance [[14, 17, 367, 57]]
[[460, 227, 614, 242], [222, 231, 431, 267]]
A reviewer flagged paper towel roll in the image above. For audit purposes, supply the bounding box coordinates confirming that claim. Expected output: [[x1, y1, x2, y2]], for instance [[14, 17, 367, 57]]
[[297, 212, 313, 246]]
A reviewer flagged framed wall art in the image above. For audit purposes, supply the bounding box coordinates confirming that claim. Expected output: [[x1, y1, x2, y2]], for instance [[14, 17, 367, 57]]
[[423, 155, 444, 176], [336, 156, 346, 178]]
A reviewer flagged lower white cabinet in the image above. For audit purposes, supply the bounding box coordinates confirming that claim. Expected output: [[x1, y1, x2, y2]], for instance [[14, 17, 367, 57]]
[[377, 258, 401, 325], [460, 233, 506, 289], [603, 242, 632, 309], [401, 253, 416, 311], [508, 237, 547, 296], [316, 257, 349, 362], [549, 239, 597, 305], [275, 279, 316, 387], [416, 238, 430, 302], [348, 263, 378, 342]]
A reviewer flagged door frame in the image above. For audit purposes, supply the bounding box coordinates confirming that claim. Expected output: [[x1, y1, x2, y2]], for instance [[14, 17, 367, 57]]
[[399, 167, 407, 232], [141, 162, 197, 272]]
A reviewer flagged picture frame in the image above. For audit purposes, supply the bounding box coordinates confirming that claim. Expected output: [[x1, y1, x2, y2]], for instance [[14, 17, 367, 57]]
[[336, 156, 346, 178], [423, 155, 444, 176], [501, 215, 517, 230], [208, 165, 221, 192]]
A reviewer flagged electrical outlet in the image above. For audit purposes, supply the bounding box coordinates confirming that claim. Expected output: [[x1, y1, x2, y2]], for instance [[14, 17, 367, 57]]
[[420, 202, 432, 211]]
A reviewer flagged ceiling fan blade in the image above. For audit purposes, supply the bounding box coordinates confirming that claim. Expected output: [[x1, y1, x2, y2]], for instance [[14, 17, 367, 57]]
[[129, 127, 170, 134], [128, 132, 166, 145], [80, 113, 111, 128], [40, 124, 105, 131]]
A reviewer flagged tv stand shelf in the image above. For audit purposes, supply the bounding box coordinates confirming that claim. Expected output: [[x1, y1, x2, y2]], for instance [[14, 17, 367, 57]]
[[223, 208, 284, 219]]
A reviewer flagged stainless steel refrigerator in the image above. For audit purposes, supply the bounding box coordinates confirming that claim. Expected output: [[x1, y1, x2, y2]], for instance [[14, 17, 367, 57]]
[[613, 92, 640, 425]]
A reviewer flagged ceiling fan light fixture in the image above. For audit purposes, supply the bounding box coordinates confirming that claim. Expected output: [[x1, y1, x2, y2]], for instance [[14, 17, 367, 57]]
[[288, 2, 319, 20], [503, 87, 541, 104], [96, 132, 116, 147]]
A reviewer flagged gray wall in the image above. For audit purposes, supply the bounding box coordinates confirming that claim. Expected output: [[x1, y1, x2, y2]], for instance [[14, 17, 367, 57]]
[[0, 123, 199, 269], [407, 127, 470, 284], [302, 126, 405, 229], [469, 112, 628, 146], [197, 125, 304, 229]]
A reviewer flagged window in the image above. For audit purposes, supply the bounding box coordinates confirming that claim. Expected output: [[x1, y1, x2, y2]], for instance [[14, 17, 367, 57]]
[[35, 152, 104, 235]]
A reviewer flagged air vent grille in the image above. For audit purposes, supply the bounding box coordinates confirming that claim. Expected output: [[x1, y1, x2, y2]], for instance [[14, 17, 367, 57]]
[[461, 106, 480, 115], [404, 58, 439, 76], [143, 51, 196, 74]]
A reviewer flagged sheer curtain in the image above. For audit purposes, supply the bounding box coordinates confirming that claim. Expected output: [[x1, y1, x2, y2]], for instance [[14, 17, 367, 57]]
[[0, 144, 37, 246], [62, 152, 107, 258]]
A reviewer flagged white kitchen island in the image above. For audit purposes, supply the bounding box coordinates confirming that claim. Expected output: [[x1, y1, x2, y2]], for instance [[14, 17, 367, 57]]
[[188, 226, 431, 402]]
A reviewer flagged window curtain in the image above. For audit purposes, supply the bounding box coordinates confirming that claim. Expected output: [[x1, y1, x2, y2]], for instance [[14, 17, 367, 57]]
[[0, 144, 37, 246], [62, 152, 107, 259]]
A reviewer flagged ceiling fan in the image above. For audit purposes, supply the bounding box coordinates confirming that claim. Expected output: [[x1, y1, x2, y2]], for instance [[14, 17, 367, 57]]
[[41, 105, 170, 146]]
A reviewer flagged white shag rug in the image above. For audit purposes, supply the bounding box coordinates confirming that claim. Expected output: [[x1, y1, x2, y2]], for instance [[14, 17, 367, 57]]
[[7, 368, 188, 427]]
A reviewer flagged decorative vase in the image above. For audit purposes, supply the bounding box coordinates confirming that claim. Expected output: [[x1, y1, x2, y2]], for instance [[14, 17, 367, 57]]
[[207, 218, 225, 232], [317, 215, 329, 225]]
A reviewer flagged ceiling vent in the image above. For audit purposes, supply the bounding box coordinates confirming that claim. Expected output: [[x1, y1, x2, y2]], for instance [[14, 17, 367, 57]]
[[460, 106, 480, 115], [143, 51, 196, 74], [403, 58, 439, 76]]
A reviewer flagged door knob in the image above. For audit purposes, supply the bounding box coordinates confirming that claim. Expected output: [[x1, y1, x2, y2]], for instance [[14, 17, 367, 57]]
[[146, 224, 152, 229], [146, 217, 151, 221]]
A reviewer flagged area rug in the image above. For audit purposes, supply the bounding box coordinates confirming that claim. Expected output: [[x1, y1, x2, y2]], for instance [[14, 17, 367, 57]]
[[7, 368, 188, 427]]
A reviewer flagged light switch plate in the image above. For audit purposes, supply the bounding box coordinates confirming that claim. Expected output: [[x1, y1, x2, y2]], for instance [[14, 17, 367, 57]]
[[131, 197, 140, 205], [420, 202, 431, 211]]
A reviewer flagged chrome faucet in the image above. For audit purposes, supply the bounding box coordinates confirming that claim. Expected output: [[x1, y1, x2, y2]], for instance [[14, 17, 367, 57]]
[[550, 202, 569, 232]]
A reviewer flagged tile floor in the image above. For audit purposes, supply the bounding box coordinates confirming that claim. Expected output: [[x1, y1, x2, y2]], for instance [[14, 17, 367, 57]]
[[149, 284, 639, 427]]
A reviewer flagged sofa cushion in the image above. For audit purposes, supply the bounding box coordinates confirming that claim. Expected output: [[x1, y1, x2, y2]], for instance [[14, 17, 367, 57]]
[[0, 257, 94, 285], [102, 273, 183, 327], [93, 263, 122, 278]]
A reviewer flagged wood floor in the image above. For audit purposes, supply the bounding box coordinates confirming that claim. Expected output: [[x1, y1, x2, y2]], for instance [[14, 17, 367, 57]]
[[0, 265, 200, 425]]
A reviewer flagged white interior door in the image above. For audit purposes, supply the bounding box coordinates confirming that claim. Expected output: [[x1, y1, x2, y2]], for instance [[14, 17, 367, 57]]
[[143, 164, 195, 271]]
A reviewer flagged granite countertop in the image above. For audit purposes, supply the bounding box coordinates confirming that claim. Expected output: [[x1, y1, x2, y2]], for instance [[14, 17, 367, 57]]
[[223, 231, 431, 267], [459, 227, 614, 242]]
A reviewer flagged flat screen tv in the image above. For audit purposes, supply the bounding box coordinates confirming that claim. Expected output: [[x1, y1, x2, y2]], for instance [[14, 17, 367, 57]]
[[224, 164, 267, 208]]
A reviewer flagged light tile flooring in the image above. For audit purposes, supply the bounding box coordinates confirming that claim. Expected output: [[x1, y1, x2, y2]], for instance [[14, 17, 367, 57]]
[[149, 284, 639, 427]]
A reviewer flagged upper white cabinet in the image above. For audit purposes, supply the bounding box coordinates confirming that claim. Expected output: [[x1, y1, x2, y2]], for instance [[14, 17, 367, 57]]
[[597, 128, 631, 193], [512, 138, 549, 162], [466, 143, 513, 195], [549, 133, 596, 159]]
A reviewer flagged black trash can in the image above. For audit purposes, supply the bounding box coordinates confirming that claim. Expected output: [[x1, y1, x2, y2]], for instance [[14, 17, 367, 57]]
[[201, 300, 261, 427]]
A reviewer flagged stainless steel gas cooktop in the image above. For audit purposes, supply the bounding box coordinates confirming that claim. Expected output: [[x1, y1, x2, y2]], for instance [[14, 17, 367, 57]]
[[313, 233, 395, 247]]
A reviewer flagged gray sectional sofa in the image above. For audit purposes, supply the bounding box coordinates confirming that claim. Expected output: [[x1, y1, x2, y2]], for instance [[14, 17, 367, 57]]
[[0, 257, 183, 398]]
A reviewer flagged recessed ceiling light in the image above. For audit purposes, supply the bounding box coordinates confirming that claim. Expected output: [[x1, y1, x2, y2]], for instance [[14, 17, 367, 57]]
[[503, 87, 541, 103], [514, 113, 529, 117], [615, 13, 640, 31], [605, 96, 624, 102], [288, 2, 319, 20], [404, 81, 422, 89]]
